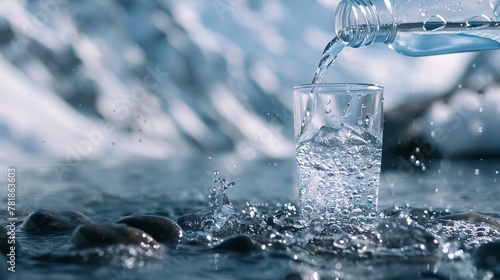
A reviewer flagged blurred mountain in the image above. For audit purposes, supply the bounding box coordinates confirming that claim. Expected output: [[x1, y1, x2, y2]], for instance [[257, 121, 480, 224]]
[[0, 0, 499, 165]]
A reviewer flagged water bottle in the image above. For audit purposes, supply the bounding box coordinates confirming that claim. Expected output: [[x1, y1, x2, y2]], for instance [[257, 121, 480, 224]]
[[334, 0, 500, 56]]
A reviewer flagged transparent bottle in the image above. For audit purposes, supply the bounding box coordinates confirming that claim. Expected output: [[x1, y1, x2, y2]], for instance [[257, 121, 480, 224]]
[[334, 0, 500, 56]]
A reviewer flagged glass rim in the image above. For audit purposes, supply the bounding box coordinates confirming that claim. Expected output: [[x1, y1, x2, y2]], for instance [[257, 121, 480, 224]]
[[293, 83, 384, 92]]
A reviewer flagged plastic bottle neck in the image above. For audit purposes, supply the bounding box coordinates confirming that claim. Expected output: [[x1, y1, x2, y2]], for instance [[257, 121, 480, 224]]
[[334, 0, 397, 47]]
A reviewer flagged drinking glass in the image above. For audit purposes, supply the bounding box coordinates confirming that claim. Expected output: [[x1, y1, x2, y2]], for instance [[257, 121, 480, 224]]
[[293, 83, 384, 225]]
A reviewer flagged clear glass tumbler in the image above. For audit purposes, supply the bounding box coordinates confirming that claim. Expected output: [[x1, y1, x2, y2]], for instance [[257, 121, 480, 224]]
[[293, 83, 384, 225]]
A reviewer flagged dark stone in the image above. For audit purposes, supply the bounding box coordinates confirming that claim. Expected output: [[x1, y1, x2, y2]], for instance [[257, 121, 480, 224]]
[[473, 241, 500, 278], [176, 212, 204, 232], [70, 224, 163, 251], [21, 209, 92, 234], [213, 234, 262, 254], [115, 215, 183, 244]]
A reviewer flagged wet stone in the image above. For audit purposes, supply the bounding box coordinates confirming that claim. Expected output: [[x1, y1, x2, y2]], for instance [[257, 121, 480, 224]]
[[115, 215, 183, 244], [473, 240, 500, 277], [21, 209, 92, 234], [213, 234, 262, 254], [70, 223, 163, 252], [176, 212, 205, 232]]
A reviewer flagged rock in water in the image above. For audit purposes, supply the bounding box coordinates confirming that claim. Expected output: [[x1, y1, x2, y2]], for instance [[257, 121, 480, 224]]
[[213, 235, 262, 254], [176, 212, 205, 232], [473, 241, 500, 278], [115, 215, 183, 244], [70, 224, 163, 252], [21, 209, 92, 234]]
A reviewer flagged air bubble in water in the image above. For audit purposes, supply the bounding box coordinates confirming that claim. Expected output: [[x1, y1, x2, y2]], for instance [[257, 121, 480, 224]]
[[478, 126, 483, 133], [479, 107, 483, 112], [466, 14, 491, 29], [423, 15, 447, 31], [475, 169, 480, 175], [325, 109, 332, 114]]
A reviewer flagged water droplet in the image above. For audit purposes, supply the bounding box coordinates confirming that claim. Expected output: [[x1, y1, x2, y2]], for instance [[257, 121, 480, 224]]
[[415, 160, 421, 166], [325, 109, 332, 114], [431, 131, 436, 137], [458, 84, 463, 89], [466, 14, 491, 29], [478, 126, 483, 133], [493, 2, 500, 18], [423, 15, 447, 31], [479, 107, 483, 112], [415, 147, 420, 153], [208, 156, 213, 159], [475, 169, 480, 175], [365, 115, 371, 126], [342, 109, 351, 118], [357, 119, 363, 126], [495, 170, 499, 174]]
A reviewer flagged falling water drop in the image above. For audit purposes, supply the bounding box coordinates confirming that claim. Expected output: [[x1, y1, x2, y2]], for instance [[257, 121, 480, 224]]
[[466, 14, 491, 29], [423, 15, 447, 31]]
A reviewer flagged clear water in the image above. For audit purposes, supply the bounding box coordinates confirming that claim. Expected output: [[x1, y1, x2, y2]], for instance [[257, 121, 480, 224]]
[[299, 35, 346, 137], [389, 21, 500, 56], [311, 35, 347, 84], [2, 157, 499, 279], [296, 125, 382, 225]]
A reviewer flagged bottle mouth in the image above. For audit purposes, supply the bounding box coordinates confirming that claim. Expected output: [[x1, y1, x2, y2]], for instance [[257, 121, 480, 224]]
[[334, 0, 395, 47], [335, 0, 377, 47]]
